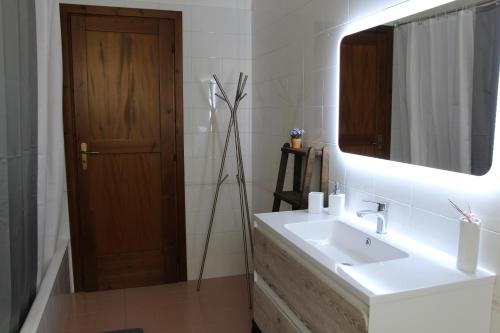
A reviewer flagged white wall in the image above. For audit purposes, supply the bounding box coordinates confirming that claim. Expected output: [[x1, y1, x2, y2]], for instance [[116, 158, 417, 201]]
[[60, 0, 252, 280], [251, 0, 500, 331]]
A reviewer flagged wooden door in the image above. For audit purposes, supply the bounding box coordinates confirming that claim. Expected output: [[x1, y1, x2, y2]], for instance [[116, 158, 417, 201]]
[[61, 6, 185, 291], [339, 26, 393, 159]]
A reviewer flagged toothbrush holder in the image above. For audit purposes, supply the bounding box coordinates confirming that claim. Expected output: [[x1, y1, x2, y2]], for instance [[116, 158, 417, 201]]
[[308, 192, 324, 214], [456, 216, 481, 273]]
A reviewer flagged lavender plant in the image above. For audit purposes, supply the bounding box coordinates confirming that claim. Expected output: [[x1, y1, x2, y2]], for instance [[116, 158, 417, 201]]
[[449, 200, 475, 223], [290, 128, 305, 139]]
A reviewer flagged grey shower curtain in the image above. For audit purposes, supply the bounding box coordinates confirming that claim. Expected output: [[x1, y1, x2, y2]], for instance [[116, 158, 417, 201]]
[[0, 0, 38, 332], [471, 3, 500, 176], [391, 10, 475, 173]]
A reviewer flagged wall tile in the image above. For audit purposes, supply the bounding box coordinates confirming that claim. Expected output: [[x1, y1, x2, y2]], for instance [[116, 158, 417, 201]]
[[348, 0, 408, 22], [222, 59, 250, 83], [322, 106, 337, 144], [479, 229, 500, 274], [304, 107, 323, 142], [304, 70, 324, 108], [378, 197, 411, 234], [373, 169, 412, 205], [408, 208, 460, 256], [224, 34, 245, 59], [191, 6, 240, 34], [192, 58, 223, 84], [315, 0, 349, 31], [345, 160, 374, 193], [322, 68, 338, 107], [411, 177, 463, 220], [183, 31, 192, 57], [330, 145, 346, 184], [192, 32, 223, 58], [465, 189, 500, 234], [312, 29, 339, 70], [345, 187, 377, 214]]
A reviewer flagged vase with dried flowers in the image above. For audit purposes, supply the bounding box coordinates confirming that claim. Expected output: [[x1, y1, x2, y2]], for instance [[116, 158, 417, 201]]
[[449, 200, 481, 273], [290, 128, 304, 149]]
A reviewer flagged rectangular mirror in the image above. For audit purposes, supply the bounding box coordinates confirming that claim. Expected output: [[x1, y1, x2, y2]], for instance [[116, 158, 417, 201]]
[[339, 0, 500, 175]]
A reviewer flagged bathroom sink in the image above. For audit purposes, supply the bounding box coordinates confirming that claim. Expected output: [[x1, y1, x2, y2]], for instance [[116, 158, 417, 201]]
[[284, 221, 408, 266]]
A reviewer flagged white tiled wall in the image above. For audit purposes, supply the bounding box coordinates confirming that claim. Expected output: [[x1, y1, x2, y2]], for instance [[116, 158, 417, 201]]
[[251, 0, 500, 331], [61, 0, 252, 280], [182, 0, 252, 280]]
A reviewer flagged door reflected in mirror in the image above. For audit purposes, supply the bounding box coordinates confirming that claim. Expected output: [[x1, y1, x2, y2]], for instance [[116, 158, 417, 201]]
[[339, 0, 499, 176]]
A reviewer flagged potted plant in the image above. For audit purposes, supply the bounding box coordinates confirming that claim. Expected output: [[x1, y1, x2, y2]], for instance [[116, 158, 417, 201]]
[[449, 200, 481, 273], [290, 128, 304, 149]]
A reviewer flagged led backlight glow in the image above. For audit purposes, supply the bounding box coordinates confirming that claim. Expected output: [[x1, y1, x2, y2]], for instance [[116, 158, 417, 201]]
[[334, 0, 500, 193]]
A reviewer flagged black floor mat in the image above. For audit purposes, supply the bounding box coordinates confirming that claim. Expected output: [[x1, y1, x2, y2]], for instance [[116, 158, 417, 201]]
[[103, 329, 144, 333]]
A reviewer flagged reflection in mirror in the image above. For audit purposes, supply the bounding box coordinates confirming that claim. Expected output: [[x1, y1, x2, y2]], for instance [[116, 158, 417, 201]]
[[339, 0, 500, 175]]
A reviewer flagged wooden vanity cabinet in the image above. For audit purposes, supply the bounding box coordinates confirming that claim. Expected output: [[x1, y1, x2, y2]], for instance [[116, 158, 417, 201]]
[[253, 227, 369, 333], [253, 282, 301, 333], [253, 226, 494, 333]]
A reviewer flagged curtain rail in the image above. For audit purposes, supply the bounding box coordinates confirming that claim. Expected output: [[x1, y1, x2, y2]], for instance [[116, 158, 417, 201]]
[[394, 0, 499, 27]]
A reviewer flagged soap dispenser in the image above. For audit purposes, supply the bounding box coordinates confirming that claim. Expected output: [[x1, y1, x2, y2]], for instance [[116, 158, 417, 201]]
[[328, 182, 345, 216]]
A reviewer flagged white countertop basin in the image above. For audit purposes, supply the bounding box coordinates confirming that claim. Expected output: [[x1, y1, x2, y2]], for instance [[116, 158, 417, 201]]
[[285, 221, 408, 266], [254, 209, 495, 305]]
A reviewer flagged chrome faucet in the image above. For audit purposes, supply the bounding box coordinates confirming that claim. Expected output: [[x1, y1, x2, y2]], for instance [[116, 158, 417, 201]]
[[356, 200, 389, 234]]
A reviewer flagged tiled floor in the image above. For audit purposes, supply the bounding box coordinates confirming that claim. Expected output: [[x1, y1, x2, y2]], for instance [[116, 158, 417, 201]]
[[64, 275, 253, 333]]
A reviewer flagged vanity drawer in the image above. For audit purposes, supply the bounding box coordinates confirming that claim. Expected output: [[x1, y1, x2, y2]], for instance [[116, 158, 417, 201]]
[[254, 281, 301, 333], [254, 227, 368, 333]]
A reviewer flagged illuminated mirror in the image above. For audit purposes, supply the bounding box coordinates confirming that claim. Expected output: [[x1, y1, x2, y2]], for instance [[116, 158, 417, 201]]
[[339, 0, 499, 175]]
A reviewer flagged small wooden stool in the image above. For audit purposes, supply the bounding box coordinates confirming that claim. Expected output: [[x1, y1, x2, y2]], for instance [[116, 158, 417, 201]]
[[272, 143, 329, 212]]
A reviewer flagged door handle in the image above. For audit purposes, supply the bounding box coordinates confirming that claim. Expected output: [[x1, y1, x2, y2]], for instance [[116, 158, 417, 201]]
[[81, 142, 100, 170]]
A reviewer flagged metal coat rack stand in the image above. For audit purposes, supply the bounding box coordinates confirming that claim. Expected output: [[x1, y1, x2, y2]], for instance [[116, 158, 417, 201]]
[[196, 73, 254, 308]]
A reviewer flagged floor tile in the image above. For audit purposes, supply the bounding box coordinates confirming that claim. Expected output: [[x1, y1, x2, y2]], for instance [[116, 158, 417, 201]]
[[64, 275, 252, 333]]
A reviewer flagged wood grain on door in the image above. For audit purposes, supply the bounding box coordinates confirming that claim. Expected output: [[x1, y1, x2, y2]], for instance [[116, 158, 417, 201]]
[[61, 5, 186, 291], [339, 26, 394, 159]]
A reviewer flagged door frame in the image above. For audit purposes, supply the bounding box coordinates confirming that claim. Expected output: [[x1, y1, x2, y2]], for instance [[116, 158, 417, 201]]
[[60, 4, 186, 291]]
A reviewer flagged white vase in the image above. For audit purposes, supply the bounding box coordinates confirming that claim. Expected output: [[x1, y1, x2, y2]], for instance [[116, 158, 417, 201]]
[[456, 216, 481, 273]]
